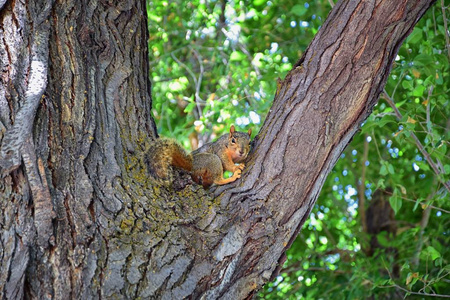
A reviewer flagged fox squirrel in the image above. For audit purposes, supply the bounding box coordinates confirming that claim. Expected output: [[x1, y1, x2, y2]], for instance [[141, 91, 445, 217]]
[[145, 125, 252, 188]]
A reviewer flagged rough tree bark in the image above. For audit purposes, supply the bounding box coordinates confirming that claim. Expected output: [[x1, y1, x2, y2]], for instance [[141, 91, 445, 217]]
[[0, 0, 435, 299]]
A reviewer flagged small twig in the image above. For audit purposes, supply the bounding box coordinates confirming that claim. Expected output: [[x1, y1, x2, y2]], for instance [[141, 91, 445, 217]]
[[221, 27, 261, 77], [426, 86, 433, 136], [328, 0, 334, 8], [441, 0, 450, 59], [391, 71, 405, 100], [382, 90, 450, 194], [171, 52, 205, 105], [412, 189, 434, 267], [371, 129, 383, 161], [432, 6, 437, 35], [371, 112, 397, 119], [382, 189, 450, 214], [389, 284, 450, 298], [191, 47, 205, 117], [171, 53, 196, 86], [321, 222, 337, 246]]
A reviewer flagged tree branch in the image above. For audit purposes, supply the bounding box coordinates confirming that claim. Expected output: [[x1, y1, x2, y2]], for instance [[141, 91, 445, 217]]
[[382, 90, 450, 194], [379, 284, 450, 298], [382, 189, 449, 214], [441, 0, 450, 59]]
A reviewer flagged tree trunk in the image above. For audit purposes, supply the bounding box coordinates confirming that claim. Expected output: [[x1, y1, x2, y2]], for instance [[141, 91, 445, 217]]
[[0, 0, 435, 299]]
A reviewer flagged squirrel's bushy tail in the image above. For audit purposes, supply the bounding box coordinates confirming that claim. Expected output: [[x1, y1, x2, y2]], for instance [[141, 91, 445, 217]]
[[144, 138, 193, 180]]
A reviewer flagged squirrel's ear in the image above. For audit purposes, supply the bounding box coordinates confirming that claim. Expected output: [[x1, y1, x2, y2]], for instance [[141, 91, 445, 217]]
[[248, 128, 252, 136], [230, 125, 235, 134]]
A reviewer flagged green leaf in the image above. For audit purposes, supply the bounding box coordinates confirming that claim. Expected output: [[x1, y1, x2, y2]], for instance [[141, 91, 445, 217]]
[[253, 0, 266, 6], [230, 51, 246, 61], [389, 194, 402, 214], [376, 116, 396, 128], [412, 85, 425, 97], [291, 4, 307, 16], [413, 198, 421, 212], [435, 257, 443, 267], [444, 165, 450, 175], [436, 70, 443, 85], [401, 80, 413, 90], [387, 164, 395, 175], [413, 54, 433, 66], [376, 232, 390, 247], [380, 164, 388, 176], [407, 27, 423, 44], [184, 102, 196, 113], [426, 246, 441, 261]]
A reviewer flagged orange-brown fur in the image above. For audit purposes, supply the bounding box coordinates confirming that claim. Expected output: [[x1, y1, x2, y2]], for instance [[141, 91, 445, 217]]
[[145, 126, 252, 188]]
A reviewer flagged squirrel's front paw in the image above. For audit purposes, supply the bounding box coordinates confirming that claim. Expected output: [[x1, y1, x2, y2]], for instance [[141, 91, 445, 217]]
[[236, 163, 245, 171], [233, 169, 242, 179]]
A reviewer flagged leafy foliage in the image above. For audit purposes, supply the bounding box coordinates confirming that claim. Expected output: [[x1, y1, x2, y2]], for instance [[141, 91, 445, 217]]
[[147, 0, 449, 298], [147, 0, 330, 146]]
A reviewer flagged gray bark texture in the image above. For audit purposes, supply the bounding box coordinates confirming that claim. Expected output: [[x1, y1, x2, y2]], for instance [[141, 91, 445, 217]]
[[0, 0, 435, 299]]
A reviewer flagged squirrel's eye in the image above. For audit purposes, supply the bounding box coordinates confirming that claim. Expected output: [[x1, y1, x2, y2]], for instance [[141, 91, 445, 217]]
[[231, 138, 236, 143]]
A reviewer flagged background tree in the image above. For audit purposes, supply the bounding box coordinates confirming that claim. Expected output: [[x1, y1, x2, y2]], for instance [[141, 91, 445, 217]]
[[1, 1, 446, 300]]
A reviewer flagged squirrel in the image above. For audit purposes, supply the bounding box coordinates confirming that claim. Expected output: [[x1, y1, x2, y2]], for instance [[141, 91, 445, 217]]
[[144, 125, 252, 188]]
